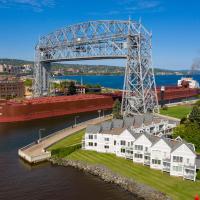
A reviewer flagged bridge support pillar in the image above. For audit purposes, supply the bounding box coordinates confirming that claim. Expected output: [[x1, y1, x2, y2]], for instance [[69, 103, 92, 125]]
[[33, 61, 51, 97]]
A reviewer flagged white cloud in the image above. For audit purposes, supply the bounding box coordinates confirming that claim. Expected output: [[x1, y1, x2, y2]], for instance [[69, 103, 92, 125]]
[[0, 0, 55, 11], [88, 0, 163, 16]]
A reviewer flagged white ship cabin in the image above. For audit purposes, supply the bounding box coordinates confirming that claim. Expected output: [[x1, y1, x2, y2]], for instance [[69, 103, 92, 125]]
[[83, 115, 200, 181]]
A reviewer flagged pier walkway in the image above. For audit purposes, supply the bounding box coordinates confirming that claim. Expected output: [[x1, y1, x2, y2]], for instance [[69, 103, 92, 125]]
[[18, 115, 112, 164]]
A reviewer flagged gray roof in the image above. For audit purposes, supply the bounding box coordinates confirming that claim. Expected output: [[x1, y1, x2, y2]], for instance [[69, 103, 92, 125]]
[[171, 139, 195, 154], [101, 121, 112, 131], [128, 128, 141, 139], [133, 114, 144, 127], [124, 116, 135, 127], [86, 124, 101, 134], [112, 119, 124, 129], [144, 114, 153, 124], [143, 133, 160, 145]]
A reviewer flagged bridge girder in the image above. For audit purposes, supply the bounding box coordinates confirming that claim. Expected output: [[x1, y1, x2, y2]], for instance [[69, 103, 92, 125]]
[[33, 20, 159, 115]]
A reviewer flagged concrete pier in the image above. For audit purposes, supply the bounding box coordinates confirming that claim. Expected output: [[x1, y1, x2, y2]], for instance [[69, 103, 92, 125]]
[[18, 115, 112, 164]]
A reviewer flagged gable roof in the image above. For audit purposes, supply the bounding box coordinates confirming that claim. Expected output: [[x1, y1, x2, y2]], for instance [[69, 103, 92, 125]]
[[86, 124, 101, 134], [124, 116, 135, 127], [133, 114, 144, 127], [112, 119, 124, 129], [171, 140, 196, 154], [101, 121, 112, 131]]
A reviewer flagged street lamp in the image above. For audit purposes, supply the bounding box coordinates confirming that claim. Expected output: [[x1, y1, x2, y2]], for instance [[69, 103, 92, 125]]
[[102, 109, 105, 117], [38, 128, 45, 143], [98, 110, 101, 118], [74, 115, 79, 127]]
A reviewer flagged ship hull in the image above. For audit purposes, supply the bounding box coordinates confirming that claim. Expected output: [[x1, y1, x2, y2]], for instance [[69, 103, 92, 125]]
[[0, 94, 114, 123]]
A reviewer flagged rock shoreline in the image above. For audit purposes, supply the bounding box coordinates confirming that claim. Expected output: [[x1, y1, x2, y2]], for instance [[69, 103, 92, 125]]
[[50, 157, 171, 200]]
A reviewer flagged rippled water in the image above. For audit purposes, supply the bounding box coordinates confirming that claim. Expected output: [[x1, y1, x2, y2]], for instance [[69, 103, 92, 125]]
[[0, 112, 139, 200]]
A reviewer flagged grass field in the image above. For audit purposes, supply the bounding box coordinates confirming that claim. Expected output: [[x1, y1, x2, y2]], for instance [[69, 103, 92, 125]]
[[67, 150, 200, 200], [47, 129, 85, 151], [160, 105, 193, 119]]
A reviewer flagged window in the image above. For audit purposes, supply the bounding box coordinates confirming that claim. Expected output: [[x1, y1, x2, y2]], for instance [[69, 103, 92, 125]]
[[121, 148, 125, 153], [135, 145, 143, 151], [131, 141, 134, 146], [187, 158, 189, 164], [94, 135, 97, 139], [134, 154, 143, 159], [173, 156, 183, 163], [94, 143, 97, 146], [88, 142, 93, 146], [104, 138, 109, 141], [120, 140, 126, 146], [89, 135, 93, 139], [127, 150, 133, 154], [114, 140, 116, 145], [144, 155, 150, 160], [145, 147, 148, 152], [152, 159, 161, 165], [173, 166, 182, 172], [104, 145, 109, 149]]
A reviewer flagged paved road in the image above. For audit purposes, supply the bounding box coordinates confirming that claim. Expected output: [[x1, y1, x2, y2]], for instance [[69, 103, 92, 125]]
[[22, 115, 112, 158]]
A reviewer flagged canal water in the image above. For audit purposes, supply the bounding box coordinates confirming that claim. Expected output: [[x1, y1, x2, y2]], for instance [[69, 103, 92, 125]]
[[0, 112, 138, 200]]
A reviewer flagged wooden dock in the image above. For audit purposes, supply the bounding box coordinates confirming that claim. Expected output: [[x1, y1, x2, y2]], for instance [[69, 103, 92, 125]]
[[18, 115, 112, 164]]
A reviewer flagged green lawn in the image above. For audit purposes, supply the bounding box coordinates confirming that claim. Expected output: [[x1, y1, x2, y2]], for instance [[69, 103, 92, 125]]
[[160, 105, 193, 119], [47, 129, 85, 151], [67, 150, 200, 200]]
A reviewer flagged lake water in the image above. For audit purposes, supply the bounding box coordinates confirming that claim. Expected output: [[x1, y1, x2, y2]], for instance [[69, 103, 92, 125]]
[[0, 111, 138, 200], [54, 74, 200, 89]]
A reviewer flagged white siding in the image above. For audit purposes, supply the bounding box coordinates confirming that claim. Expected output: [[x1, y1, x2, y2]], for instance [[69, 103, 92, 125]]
[[150, 139, 171, 170]]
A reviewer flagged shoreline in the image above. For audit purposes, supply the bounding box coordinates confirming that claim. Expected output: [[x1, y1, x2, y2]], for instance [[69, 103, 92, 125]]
[[50, 157, 171, 200]]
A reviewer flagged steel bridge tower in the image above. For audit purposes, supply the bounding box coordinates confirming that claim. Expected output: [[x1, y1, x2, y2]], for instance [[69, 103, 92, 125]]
[[121, 22, 159, 115], [33, 20, 159, 115]]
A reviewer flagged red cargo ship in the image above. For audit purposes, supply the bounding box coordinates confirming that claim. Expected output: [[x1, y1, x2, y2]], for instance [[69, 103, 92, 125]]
[[0, 94, 114, 123]]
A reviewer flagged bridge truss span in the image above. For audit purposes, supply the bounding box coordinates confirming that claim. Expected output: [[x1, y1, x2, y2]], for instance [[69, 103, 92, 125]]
[[34, 20, 159, 115]]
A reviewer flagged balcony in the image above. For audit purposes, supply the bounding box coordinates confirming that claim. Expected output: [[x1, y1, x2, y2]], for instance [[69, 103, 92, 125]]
[[144, 159, 150, 166], [184, 174, 195, 181], [163, 158, 171, 163], [163, 166, 170, 173], [184, 165, 196, 170], [125, 154, 133, 160], [144, 151, 150, 156]]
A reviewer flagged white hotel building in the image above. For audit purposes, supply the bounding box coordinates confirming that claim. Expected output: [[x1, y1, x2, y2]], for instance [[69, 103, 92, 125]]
[[83, 115, 200, 181]]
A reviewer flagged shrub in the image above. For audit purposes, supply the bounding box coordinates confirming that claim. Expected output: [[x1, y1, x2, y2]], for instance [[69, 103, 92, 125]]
[[51, 144, 81, 158], [162, 105, 168, 110], [196, 170, 200, 180]]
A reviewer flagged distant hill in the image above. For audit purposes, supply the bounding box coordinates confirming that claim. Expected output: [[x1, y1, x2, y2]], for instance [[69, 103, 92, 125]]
[[0, 58, 193, 75]]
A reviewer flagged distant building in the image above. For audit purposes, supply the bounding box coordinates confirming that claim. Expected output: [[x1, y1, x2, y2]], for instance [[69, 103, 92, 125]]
[[0, 76, 25, 99], [0, 64, 32, 75], [83, 115, 200, 181]]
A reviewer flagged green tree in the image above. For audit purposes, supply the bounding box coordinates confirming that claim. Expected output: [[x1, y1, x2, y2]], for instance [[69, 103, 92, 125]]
[[24, 79, 32, 87], [68, 81, 77, 95], [188, 106, 200, 124], [112, 99, 122, 119], [173, 122, 200, 152], [194, 100, 200, 107]]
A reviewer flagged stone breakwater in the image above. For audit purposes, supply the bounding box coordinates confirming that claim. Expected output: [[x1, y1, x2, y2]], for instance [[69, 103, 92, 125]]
[[50, 157, 171, 200]]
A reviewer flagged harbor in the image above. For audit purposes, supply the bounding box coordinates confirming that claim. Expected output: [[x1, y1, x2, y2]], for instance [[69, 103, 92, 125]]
[[18, 115, 112, 163]]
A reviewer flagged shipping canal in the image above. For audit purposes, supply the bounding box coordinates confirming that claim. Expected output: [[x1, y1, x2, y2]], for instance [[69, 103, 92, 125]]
[[0, 112, 138, 200]]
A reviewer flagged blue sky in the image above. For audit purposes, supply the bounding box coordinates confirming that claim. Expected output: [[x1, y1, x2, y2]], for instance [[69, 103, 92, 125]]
[[0, 0, 200, 70]]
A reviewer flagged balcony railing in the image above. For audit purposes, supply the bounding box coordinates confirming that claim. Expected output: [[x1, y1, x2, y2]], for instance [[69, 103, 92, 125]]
[[184, 174, 195, 181], [163, 158, 171, 163], [144, 160, 150, 165], [184, 165, 196, 170], [163, 167, 170, 173]]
